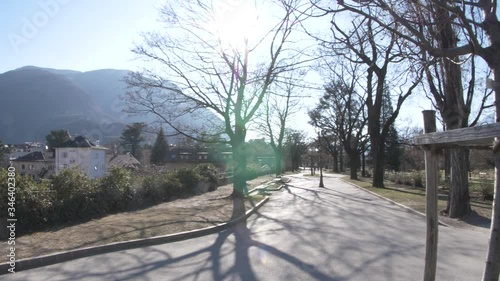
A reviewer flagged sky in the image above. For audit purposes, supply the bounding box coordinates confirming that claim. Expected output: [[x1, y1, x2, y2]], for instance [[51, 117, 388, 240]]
[[0, 0, 432, 141], [1, 0, 164, 73]]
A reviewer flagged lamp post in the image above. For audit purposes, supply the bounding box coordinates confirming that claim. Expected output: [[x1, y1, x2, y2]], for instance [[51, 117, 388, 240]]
[[316, 128, 324, 188], [309, 147, 314, 176]]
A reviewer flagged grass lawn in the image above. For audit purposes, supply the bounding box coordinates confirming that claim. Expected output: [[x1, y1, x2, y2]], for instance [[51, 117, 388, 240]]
[[342, 176, 492, 220]]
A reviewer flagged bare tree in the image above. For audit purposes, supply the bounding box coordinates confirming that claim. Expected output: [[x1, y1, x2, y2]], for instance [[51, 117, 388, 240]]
[[309, 62, 369, 180], [284, 129, 308, 172], [125, 0, 310, 198], [318, 133, 341, 173], [321, 0, 500, 278], [306, 7, 422, 187], [403, 0, 493, 218], [256, 71, 304, 176]]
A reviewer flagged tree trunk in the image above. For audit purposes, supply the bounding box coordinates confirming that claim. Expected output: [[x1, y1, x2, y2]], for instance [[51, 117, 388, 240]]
[[371, 138, 385, 187], [339, 145, 344, 172], [444, 149, 450, 183], [362, 151, 366, 177], [349, 151, 359, 180], [231, 134, 248, 198], [310, 155, 314, 176], [445, 148, 471, 218], [332, 148, 339, 173], [274, 149, 282, 177]]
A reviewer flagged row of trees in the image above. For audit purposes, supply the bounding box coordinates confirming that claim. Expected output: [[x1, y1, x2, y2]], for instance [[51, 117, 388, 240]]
[[305, 0, 495, 220], [121, 0, 496, 226], [305, 1, 499, 278], [119, 121, 308, 172], [118, 122, 169, 165]]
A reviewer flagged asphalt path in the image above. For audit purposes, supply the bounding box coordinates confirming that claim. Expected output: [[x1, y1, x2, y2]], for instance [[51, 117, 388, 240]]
[[3, 173, 490, 280]]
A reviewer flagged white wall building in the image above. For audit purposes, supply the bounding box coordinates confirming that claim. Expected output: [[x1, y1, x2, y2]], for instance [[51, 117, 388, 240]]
[[54, 136, 108, 179]]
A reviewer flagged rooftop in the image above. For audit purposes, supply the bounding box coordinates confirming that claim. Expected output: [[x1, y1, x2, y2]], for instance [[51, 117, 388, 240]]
[[12, 151, 49, 162], [57, 136, 107, 149]]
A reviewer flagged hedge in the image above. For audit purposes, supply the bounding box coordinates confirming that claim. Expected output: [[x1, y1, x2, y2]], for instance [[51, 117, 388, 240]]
[[0, 164, 222, 237]]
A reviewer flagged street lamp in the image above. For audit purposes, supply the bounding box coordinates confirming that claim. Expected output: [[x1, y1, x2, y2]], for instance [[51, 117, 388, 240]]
[[309, 147, 314, 176], [316, 128, 324, 188]]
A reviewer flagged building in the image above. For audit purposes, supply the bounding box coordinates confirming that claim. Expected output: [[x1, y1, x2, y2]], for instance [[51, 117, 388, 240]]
[[166, 147, 232, 162], [11, 151, 54, 180], [5, 142, 46, 163], [54, 136, 108, 179], [106, 153, 141, 170]]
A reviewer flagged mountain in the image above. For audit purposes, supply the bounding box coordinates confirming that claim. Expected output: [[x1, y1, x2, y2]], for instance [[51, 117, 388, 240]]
[[0, 66, 221, 144], [48, 68, 132, 120], [0, 67, 115, 143], [17, 66, 131, 119]]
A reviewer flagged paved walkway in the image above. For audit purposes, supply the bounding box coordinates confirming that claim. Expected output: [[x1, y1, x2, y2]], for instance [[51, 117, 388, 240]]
[[3, 173, 490, 280]]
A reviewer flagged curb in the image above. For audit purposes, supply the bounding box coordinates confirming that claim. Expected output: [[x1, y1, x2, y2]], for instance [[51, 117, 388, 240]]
[[340, 179, 451, 227], [0, 196, 270, 275], [249, 177, 289, 194]]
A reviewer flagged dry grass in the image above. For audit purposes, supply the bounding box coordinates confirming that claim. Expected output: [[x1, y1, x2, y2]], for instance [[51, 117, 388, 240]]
[[1, 175, 275, 262], [343, 176, 493, 231]]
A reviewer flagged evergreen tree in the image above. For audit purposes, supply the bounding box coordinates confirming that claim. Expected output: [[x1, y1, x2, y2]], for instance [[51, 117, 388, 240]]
[[385, 124, 402, 171], [120, 122, 146, 159], [150, 127, 168, 164], [381, 89, 402, 171], [46, 129, 72, 150]]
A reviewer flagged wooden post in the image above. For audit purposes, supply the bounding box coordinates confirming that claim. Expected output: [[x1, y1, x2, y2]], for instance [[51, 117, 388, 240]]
[[423, 110, 439, 281], [482, 74, 500, 281]]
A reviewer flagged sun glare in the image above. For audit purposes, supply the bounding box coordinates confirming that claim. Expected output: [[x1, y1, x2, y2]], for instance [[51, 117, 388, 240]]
[[210, 2, 262, 49]]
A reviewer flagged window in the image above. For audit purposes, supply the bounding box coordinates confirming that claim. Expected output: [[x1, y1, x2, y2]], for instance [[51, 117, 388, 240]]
[[29, 164, 34, 170], [63, 152, 68, 158], [21, 164, 25, 170]]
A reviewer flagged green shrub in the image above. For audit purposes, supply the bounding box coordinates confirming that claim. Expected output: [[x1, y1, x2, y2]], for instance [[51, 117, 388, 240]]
[[403, 174, 413, 186], [386, 172, 398, 183], [245, 163, 272, 181], [174, 168, 202, 192], [58, 184, 104, 222], [0, 170, 55, 235], [50, 167, 90, 201], [412, 173, 424, 188], [141, 174, 165, 203], [478, 183, 494, 201], [194, 164, 219, 191], [16, 180, 55, 233], [395, 175, 404, 185], [99, 166, 134, 212], [140, 172, 183, 203], [50, 169, 101, 223]]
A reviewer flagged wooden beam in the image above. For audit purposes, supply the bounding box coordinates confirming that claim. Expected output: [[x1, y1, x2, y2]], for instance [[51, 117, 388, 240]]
[[414, 123, 500, 147], [423, 110, 438, 281]]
